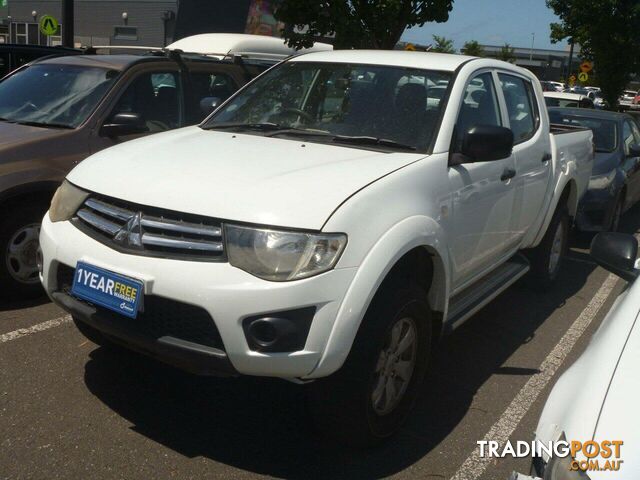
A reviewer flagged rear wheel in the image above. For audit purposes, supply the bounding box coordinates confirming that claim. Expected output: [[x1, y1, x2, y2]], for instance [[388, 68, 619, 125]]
[[0, 203, 47, 299], [525, 205, 569, 290], [307, 283, 431, 448]]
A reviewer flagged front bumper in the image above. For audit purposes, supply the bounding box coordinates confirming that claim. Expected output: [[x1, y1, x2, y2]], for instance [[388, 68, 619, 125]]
[[40, 215, 358, 379]]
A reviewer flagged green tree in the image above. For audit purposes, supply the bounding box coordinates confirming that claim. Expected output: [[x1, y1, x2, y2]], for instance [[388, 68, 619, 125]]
[[460, 40, 485, 57], [547, 0, 640, 110], [497, 43, 516, 63], [274, 0, 454, 50], [431, 34, 455, 53]]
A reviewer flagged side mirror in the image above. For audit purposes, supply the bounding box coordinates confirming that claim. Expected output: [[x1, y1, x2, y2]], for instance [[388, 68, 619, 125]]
[[591, 232, 639, 282], [628, 143, 640, 157], [200, 97, 222, 116], [100, 112, 148, 137], [453, 125, 514, 164]]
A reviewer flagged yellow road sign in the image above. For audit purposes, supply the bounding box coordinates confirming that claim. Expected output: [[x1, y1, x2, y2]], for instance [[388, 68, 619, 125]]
[[569, 75, 576, 86], [404, 43, 416, 51], [580, 61, 593, 73], [39, 15, 59, 36], [578, 72, 589, 83]]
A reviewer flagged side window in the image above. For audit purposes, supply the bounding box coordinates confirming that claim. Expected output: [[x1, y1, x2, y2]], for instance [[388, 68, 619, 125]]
[[629, 120, 640, 146], [110, 71, 182, 132], [190, 72, 237, 106], [0, 53, 9, 77], [498, 73, 539, 143], [455, 72, 502, 150]]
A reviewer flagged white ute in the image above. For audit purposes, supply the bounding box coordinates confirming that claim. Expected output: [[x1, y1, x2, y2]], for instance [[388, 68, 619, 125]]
[[40, 50, 594, 446]]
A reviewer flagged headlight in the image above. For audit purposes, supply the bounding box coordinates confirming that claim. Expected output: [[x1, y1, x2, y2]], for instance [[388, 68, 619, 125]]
[[225, 224, 347, 281], [49, 180, 89, 222], [588, 170, 615, 190]]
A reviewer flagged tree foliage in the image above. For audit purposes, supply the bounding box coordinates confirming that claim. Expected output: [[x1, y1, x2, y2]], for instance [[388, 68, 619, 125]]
[[547, 0, 640, 109], [460, 40, 485, 57], [274, 0, 454, 50], [430, 34, 455, 53], [497, 43, 516, 63]]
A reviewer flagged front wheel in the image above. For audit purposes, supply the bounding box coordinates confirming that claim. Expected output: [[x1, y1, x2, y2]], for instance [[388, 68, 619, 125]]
[[524, 205, 569, 290], [307, 283, 432, 448], [0, 203, 47, 299]]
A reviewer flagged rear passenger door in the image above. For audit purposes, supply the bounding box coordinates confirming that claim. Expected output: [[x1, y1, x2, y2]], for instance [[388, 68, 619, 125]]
[[448, 71, 517, 289], [622, 119, 640, 204], [497, 72, 551, 240]]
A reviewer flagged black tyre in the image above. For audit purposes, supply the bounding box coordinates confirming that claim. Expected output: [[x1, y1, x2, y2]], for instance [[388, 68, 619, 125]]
[[525, 205, 569, 290], [0, 203, 48, 300], [307, 283, 432, 448]]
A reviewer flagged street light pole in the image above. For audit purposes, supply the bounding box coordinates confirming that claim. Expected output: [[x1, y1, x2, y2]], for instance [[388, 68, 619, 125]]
[[530, 32, 535, 61], [62, 0, 74, 47]]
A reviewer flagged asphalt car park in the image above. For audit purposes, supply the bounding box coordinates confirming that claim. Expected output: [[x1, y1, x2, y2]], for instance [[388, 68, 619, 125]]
[[1, 205, 637, 480]]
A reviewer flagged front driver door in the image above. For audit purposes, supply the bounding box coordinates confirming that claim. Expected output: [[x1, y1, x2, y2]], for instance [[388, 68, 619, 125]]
[[90, 68, 183, 154], [448, 71, 517, 291]]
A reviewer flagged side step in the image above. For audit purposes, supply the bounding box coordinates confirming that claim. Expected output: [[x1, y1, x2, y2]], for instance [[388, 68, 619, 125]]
[[445, 253, 530, 333]]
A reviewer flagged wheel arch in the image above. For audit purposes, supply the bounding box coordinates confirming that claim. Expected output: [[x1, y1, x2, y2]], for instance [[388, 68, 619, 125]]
[[308, 216, 450, 378], [0, 181, 60, 213]]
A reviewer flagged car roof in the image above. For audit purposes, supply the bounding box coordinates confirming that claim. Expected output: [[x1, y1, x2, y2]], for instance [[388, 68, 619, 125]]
[[34, 54, 172, 70], [289, 49, 477, 71], [548, 107, 628, 121]]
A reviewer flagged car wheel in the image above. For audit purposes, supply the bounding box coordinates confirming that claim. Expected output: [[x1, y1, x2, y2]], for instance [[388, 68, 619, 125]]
[[525, 205, 569, 291], [307, 282, 431, 448], [0, 203, 47, 299]]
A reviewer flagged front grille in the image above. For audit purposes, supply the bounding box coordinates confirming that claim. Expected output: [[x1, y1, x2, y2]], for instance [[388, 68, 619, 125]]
[[57, 264, 224, 350], [73, 195, 225, 261]]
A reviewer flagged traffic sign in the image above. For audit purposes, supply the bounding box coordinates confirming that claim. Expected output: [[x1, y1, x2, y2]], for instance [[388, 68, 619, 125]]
[[578, 72, 589, 83], [580, 61, 593, 73], [39, 15, 59, 36], [404, 43, 416, 51], [569, 75, 576, 86]]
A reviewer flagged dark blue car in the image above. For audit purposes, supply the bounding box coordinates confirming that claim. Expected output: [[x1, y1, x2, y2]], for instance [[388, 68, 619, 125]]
[[549, 107, 640, 231]]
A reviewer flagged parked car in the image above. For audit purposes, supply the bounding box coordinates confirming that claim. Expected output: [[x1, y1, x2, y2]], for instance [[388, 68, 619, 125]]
[[618, 90, 637, 111], [587, 90, 607, 109], [548, 81, 565, 92], [540, 81, 559, 92], [0, 34, 331, 298], [514, 232, 640, 480], [630, 90, 640, 111], [39, 51, 594, 446], [544, 91, 595, 109], [549, 108, 640, 231], [0, 43, 83, 78]]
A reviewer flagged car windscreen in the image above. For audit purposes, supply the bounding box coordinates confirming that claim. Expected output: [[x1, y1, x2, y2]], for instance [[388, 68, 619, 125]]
[[202, 62, 452, 152], [548, 111, 617, 152], [0, 64, 119, 128]]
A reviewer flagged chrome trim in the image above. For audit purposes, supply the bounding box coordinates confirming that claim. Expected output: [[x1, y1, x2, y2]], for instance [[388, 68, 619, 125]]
[[141, 233, 224, 252], [84, 198, 134, 222], [140, 216, 222, 237], [77, 209, 121, 235]]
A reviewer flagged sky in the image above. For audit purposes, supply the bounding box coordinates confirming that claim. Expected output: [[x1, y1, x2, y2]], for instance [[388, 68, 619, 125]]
[[401, 0, 569, 52]]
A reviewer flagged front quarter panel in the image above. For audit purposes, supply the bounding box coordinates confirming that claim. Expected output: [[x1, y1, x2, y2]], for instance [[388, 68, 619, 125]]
[[310, 154, 451, 378]]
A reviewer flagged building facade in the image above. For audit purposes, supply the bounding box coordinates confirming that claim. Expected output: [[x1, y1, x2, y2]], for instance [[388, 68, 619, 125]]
[[0, 0, 283, 48]]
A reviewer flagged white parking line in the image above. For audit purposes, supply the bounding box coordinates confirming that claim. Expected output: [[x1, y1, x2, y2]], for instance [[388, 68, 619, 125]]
[[450, 271, 619, 480], [0, 315, 72, 344]]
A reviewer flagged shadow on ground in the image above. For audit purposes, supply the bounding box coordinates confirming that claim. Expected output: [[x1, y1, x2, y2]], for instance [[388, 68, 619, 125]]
[[81, 207, 640, 479]]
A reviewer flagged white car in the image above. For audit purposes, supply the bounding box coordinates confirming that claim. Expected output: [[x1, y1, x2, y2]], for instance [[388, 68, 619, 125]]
[[39, 50, 593, 445], [514, 232, 640, 479], [544, 91, 595, 109], [618, 90, 637, 111]]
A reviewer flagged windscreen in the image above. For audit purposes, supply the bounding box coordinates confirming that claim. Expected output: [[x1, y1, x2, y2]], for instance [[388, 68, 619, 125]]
[[0, 64, 119, 128], [203, 62, 452, 152], [549, 111, 617, 152]]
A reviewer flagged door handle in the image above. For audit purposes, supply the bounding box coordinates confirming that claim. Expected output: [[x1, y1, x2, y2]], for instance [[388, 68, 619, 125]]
[[542, 152, 552, 163], [501, 168, 516, 181]]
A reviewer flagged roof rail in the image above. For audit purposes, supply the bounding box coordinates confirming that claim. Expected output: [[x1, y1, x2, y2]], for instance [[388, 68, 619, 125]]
[[90, 45, 163, 52]]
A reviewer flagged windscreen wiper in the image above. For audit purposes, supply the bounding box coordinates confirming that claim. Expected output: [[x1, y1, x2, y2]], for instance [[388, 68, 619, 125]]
[[202, 122, 283, 131], [264, 128, 333, 138], [332, 135, 417, 151]]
